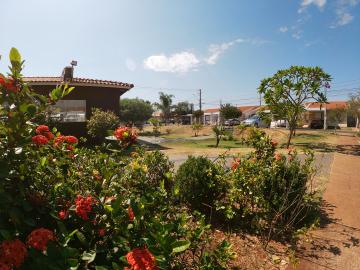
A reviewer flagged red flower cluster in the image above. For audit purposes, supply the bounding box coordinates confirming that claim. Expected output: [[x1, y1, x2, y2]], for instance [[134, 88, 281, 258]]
[[32, 134, 49, 146], [125, 247, 157, 270], [0, 239, 27, 268], [128, 207, 135, 222], [98, 228, 105, 237], [274, 152, 282, 161], [32, 125, 55, 146], [53, 135, 78, 148], [0, 262, 11, 270], [35, 125, 54, 140], [58, 210, 67, 220], [0, 76, 18, 93], [231, 158, 241, 171], [26, 228, 55, 251], [271, 140, 278, 148], [75, 195, 95, 220], [114, 127, 137, 145]]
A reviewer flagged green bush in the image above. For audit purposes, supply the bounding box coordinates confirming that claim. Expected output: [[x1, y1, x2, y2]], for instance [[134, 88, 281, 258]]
[[0, 48, 233, 270], [176, 156, 228, 213], [86, 108, 120, 141]]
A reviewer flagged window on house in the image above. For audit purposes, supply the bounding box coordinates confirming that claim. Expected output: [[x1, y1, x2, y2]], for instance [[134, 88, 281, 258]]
[[50, 100, 86, 122]]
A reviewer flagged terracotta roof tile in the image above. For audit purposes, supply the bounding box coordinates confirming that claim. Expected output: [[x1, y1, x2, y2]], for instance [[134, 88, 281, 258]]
[[306, 101, 347, 110], [23, 76, 134, 89]]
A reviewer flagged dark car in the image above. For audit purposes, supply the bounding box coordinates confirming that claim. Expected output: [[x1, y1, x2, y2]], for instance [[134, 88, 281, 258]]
[[309, 119, 324, 129], [224, 118, 241, 126]]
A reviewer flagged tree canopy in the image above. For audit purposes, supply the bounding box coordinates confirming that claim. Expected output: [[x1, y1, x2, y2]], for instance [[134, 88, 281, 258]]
[[119, 98, 153, 126], [219, 103, 241, 120], [155, 92, 174, 123], [258, 66, 331, 148], [347, 90, 360, 129]]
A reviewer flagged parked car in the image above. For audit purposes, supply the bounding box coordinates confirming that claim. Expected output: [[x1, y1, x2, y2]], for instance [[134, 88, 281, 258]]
[[309, 119, 324, 129], [270, 119, 287, 128], [242, 115, 269, 128], [224, 118, 241, 126]]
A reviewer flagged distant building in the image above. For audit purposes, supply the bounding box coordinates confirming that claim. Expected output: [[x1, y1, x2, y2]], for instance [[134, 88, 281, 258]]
[[24, 65, 133, 136], [203, 101, 355, 127]]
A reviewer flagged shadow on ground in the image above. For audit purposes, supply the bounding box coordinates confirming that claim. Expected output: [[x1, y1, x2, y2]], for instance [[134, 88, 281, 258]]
[[290, 200, 360, 270]]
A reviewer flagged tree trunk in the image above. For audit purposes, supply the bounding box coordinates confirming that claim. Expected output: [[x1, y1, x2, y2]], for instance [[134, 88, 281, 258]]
[[215, 136, 220, 147], [286, 127, 294, 149]]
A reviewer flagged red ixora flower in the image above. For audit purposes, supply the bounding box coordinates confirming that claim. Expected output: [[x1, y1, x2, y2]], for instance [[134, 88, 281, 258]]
[[271, 140, 278, 148], [26, 228, 55, 251], [32, 134, 49, 146], [114, 127, 137, 145], [58, 210, 66, 220], [274, 153, 282, 161], [36, 125, 50, 134], [231, 158, 241, 171], [75, 195, 95, 220], [0, 262, 11, 270], [0, 239, 27, 268], [0, 77, 19, 93], [128, 207, 135, 222], [65, 136, 78, 144], [125, 247, 157, 270], [98, 228, 105, 237]]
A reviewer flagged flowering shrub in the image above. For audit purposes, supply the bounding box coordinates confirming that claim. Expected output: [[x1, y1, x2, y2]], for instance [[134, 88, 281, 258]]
[[114, 126, 137, 147], [0, 48, 230, 270]]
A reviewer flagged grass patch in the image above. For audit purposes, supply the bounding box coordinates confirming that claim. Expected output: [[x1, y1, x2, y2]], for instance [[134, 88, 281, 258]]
[[162, 138, 247, 149]]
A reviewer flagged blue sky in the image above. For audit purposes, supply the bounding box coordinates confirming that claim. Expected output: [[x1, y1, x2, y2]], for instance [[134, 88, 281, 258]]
[[0, 0, 359, 108]]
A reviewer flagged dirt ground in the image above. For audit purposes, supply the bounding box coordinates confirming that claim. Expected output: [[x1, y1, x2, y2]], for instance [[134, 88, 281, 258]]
[[288, 133, 360, 270]]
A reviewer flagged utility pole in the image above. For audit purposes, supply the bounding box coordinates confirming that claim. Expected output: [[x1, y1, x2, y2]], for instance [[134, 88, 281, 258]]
[[323, 88, 328, 130], [199, 89, 202, 111]]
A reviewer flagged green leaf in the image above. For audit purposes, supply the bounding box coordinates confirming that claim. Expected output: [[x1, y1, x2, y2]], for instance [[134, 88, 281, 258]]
[[76, 231, 88, 247], [171, 240, 191, 253], [82, 250, 96, 263], [95, 267, 108, 270], [112, 262, 121, 270], [9, 47, 21, 63], [40, 156, 47, 167]]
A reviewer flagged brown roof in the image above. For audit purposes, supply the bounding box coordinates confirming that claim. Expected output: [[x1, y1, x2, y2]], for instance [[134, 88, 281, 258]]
[[238, 105, 260, 112], [23, 76, 134, 90], [306, 101, 347, 110], [204, 108, 220, 113]]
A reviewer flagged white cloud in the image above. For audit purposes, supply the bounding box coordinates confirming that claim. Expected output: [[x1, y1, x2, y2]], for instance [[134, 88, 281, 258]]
[[298, 0, 327, 13], [125, 58, 137, 71], [144, 38, 268, 73], [279, 26, 289, 33], [144, 52, 200, 73], [331, 0, 359, 28], [205, 39, 245, 65]]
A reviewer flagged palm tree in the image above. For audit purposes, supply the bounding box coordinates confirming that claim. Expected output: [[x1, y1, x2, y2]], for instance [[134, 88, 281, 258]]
[[155, 92, 174, 124]]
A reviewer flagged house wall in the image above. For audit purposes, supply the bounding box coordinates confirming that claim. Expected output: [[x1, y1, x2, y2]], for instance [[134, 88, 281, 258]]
[[31, 84, 127, 136]]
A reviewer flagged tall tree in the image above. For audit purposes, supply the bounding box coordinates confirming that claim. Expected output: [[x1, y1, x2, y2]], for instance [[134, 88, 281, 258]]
[[173, 101, 192, 123], [347, 90, 360, 129], [156, 92, 174, 124], [119, 98, 153, 126], [220, 103, 242, 120], [258, 66, 331, 148]]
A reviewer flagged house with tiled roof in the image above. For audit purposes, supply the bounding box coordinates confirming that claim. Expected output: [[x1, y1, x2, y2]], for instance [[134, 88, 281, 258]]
[[24, 65, 133, 136], [204, 105, 261, 125], [203, 101, 355, 127]]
